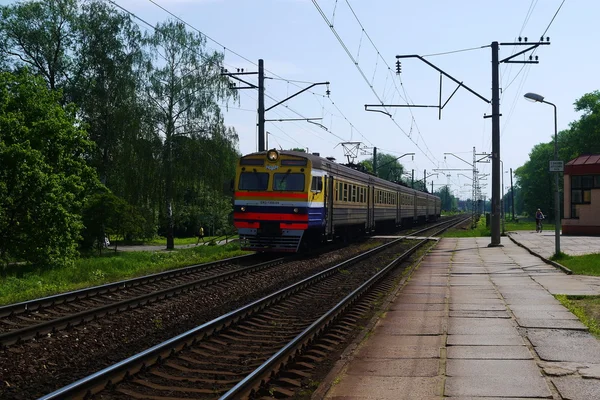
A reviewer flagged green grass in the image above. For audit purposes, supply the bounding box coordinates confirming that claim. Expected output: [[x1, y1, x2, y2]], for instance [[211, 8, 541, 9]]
[[556, 294, 600, 338], [549, 253, 600, 276], [0, 243, 250, 306], [503, 220, 537, 232], [111, 235, 239, 247], [442, 215, 490, 237], [441, 216, 540, 238]]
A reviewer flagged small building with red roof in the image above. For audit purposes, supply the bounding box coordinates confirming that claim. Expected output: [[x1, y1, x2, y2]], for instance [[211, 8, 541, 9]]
[[562, 154, 600, 235]]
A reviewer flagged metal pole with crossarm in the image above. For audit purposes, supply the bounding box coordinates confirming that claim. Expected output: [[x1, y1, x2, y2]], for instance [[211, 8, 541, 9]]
[[524, 92, 561, 256]]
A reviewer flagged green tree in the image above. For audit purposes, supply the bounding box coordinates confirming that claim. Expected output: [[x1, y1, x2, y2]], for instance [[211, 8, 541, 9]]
[[81, 191, 145, 252], [144, 20, 236, 249], [0, 70, 99, 273], [69, 0, 146, 186], [0, 0, 77, 90], [514, 91, 600, 220]]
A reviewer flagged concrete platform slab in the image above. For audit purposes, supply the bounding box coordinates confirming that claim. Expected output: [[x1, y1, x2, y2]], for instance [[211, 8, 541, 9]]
[[527, 329, 600, 362], [449, 310, 510, 318], [509, 304, 569, 312], [552, 376, 600, 400], [449, 303, 506, 311], [445, 376, 551, 398], [388, 303, 445, 311], [319, 237, 600, 400], [384, 310, 447, 318], [394, 293, 447, 304], [447, 334, 524, 346], [512, 309, 578, 320], [344, 358, 439, 377], [362, 334, 442, 348], [517, 318, 587, 330], [446, 359, 542, 377], [447, 345, 532, 360], [325, 376, 443, 399], [376, 318, 444, 335], [448, 318, 516, 335]]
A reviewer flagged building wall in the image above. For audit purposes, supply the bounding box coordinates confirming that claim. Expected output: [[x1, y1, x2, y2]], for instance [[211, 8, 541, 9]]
[[562, 174, 600, 235]]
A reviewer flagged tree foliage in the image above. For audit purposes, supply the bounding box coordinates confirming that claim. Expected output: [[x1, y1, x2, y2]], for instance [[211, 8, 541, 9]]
[[144, 20, 237, 249], [0, 1, 242, 257], [515, 91, 600, 219], [0, 70, 99, 272]]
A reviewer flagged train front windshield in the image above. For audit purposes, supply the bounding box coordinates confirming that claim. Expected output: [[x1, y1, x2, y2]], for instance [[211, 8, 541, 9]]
[[273, 173, 305, 191], [239, 172, 269, 190]]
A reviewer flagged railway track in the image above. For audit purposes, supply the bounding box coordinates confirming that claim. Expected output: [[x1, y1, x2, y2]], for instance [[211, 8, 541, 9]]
[[40, 216, 467, 399], [0, 253, 285, 347], [0, 218, 457, 348]]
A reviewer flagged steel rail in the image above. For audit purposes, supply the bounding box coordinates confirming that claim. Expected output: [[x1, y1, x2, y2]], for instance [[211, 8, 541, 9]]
[[220, 216, 469, 398], [39, 218, 468, 399], [38, 237, 410, 400], [1, 256, 286, 346], [0, 253, 261, 318]]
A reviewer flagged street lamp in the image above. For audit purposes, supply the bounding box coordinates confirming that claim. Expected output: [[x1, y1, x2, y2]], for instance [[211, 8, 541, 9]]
[[524, 92, 560, 256]]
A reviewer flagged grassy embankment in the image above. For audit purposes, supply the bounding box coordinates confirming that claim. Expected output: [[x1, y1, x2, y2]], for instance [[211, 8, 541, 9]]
[[0, 243, 250, 306], [556, 294, 600, 339], [110, 234, 239, 247], [442, 215, 537, 238]]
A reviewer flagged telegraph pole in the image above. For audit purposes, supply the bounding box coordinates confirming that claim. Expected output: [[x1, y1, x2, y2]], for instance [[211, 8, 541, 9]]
[[381, 38, 549, 246], [489, 42, 501, 246], [510, 168, 515, 221], [373, 147, 378, 175], [258, 59, 265, 151], [222, 59, 329, 152]]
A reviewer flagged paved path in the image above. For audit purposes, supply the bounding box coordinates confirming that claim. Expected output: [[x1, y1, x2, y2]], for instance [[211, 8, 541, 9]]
[[317, 237, 600, 400], [109, 238, 236, 252], [509, 229, 600, 259]]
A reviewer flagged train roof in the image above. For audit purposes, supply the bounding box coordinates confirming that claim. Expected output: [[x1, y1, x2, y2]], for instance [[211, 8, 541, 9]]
[[241, 150, 439, 198]]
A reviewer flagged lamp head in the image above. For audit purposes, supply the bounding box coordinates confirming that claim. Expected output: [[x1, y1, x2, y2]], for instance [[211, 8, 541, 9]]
[[524, 92, 544, 103]]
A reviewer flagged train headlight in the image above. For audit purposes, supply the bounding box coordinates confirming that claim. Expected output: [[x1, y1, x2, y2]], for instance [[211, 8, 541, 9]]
[[267, 149, 279, 162], [241, 206, 246, 212], [293, 208, 299, 213]]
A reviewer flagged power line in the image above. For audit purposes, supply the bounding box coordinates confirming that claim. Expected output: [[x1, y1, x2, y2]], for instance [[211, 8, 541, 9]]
[[311, 0, 439, 166], [541, 0, 566, 38], [422, 45, 487, 58], [141, 0, 369, 153], [342, 0, 439, 162]]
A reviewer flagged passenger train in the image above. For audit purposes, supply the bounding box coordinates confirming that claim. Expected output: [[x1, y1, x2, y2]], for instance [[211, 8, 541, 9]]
[[233, 149, 441, 252]]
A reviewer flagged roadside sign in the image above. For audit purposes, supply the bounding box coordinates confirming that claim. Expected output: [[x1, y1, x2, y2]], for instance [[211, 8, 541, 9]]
[[549, 160, 564, 172]]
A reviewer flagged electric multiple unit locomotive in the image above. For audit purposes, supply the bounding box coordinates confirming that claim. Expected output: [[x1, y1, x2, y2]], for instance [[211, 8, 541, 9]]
[[233, 149, 441, 252]]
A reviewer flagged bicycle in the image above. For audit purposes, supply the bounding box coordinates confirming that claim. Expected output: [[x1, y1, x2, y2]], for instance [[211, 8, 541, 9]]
[[536, 219, 543, 233]]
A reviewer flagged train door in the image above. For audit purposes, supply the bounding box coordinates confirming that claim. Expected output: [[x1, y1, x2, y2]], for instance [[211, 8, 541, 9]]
[[413, 191, 418, 223], [367, 183, 374, 233], [325, 175, 334, 237], [396, 191, 400, 226]]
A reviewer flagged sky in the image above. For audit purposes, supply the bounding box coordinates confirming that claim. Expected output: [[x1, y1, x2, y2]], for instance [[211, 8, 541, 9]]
[[5, 0, 597, 200]]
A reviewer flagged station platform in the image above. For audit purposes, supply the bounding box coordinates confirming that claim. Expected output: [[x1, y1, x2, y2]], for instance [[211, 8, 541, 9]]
[[314, 236, 600, 400]]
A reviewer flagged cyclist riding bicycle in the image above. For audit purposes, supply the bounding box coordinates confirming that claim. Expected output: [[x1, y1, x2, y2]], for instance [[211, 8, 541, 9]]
[[535, 208, 545, 233]]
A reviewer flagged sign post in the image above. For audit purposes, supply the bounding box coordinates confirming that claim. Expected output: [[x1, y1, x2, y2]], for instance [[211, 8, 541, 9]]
[[549, 161, 564, 172]]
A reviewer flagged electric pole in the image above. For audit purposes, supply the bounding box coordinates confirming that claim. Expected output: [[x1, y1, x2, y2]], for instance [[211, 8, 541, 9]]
[[510, 168, 515, 221], [366, 37, 550, 246], [222, 59, 329, 152], [258, 59, 265, 151]]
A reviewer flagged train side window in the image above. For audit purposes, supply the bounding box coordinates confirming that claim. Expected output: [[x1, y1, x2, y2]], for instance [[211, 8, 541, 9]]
[[343, 183, 348, 201], [352, 185, 357, 202], [311, 176, 323, 193]]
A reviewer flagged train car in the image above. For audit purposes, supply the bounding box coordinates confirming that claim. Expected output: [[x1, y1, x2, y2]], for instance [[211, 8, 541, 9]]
[[233, 149, 440, 252]]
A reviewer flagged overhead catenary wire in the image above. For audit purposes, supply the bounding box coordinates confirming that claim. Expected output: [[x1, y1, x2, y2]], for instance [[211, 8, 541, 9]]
[[312, 0, 439, 166], [139, 0, 370, 153], [110, 0, 354, 148]]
